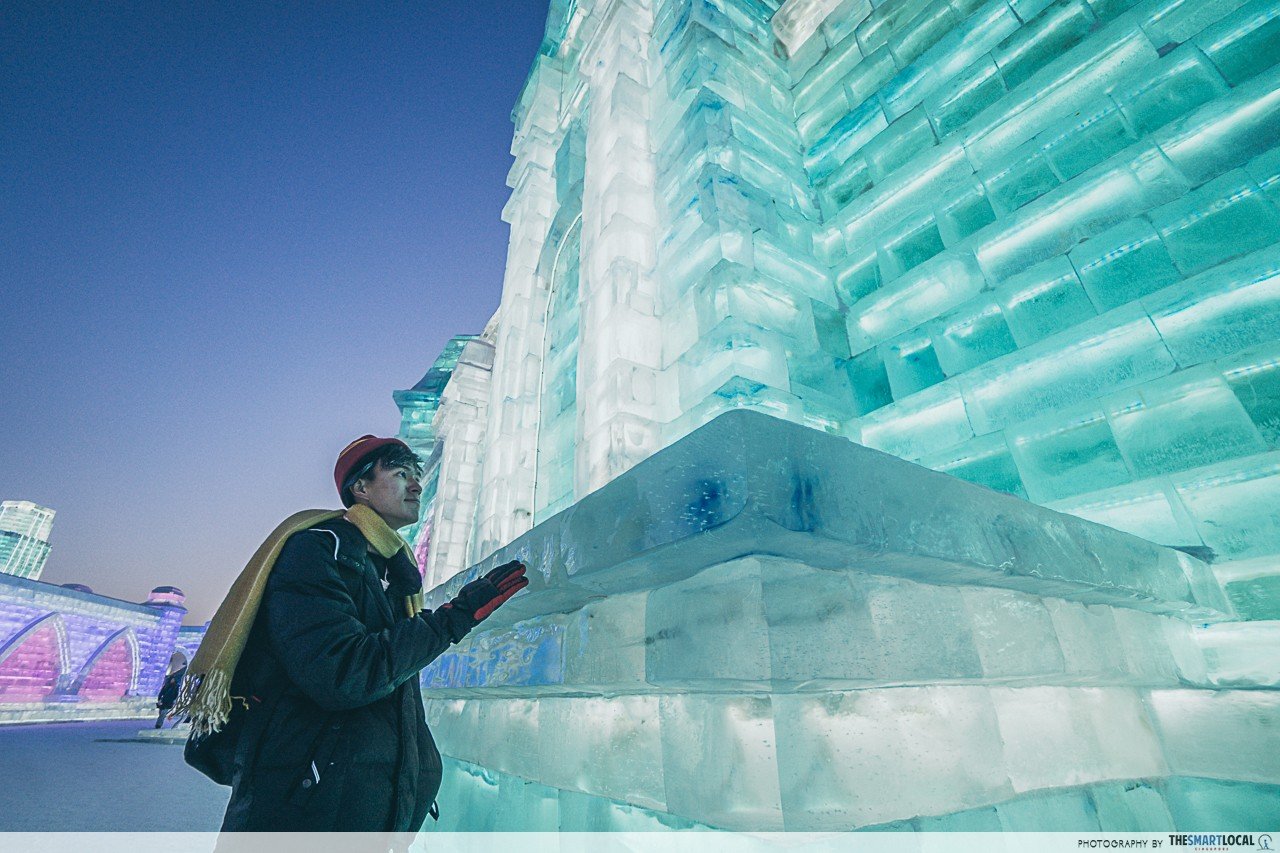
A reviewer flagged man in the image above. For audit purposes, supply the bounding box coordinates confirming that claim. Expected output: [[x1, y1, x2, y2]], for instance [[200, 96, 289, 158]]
[[154, 662, 186, 729], [183, 435, 527, 833]]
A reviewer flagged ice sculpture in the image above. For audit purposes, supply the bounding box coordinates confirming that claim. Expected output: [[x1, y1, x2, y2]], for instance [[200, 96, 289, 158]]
[[0, 579, 187, 721], [415, 412, 1275, 830], [394, 0, 1280, 831]]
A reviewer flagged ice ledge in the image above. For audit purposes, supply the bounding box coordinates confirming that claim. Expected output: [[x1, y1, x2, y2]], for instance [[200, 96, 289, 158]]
[[425, 409, 1232, 622]]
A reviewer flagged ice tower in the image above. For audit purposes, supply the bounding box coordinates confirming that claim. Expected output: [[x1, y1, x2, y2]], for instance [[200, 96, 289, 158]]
[[397, 0, 1280, 831]]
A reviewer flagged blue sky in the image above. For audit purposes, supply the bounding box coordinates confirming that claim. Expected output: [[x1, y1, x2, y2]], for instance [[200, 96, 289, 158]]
[[0, 2, 549, 622]]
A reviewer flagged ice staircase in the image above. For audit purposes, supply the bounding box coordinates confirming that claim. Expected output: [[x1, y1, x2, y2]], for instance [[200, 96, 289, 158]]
[[416, 410, 1280, 831]]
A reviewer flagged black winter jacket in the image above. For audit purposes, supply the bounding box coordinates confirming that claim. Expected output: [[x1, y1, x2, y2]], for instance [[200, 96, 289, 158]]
[[157, 667, 185, 709], [219, 518, 474, 832]]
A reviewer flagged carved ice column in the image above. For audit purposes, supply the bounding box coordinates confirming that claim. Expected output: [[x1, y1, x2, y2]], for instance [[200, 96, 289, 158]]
[[470, 59, 569, 562], [649, 0, 838, 445], [575, 0, 669, 494], [423, 338, 495, 589]]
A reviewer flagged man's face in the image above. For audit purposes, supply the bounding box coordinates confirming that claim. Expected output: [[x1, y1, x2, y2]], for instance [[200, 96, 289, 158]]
[[353, 461, 423, 530]]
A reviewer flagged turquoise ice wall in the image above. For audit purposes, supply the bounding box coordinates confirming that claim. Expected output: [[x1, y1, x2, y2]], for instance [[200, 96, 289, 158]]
[[648, 0, 1280, 619], [406, 0, 1280, 830], [451, 0, 1280, 617]]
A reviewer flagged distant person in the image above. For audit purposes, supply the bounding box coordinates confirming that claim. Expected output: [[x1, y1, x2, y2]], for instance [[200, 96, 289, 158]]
[[174, 435, 528, 833], [154, 664, 186, 729]]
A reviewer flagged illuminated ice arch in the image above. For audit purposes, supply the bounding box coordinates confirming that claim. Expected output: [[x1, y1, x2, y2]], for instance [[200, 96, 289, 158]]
[[69, 627, 141, 702], [0, 613, 72, 703]]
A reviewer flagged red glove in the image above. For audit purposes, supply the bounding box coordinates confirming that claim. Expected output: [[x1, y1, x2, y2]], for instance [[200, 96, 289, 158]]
[[448, 560, 528, 623]]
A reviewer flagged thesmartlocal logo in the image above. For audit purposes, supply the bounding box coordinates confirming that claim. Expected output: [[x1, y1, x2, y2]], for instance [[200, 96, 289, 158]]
[[1167, 835, 1271, 852]]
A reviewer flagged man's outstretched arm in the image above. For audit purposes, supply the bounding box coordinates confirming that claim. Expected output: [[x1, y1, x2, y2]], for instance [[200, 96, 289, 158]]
[[264, 531, 526, 711]]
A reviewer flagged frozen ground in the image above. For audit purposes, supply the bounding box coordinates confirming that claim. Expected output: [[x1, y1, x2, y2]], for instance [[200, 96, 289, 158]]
[[0, 720, 229, 831]]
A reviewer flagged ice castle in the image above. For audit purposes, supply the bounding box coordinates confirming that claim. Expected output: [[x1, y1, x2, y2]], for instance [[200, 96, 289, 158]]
[[395, 0, 1280, 831]]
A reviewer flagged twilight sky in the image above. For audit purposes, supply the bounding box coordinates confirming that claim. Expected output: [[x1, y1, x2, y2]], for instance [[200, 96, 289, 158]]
[[0, 2, 549, 623]]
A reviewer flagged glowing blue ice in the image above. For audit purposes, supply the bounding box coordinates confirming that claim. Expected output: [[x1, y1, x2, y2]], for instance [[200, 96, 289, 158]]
[[396, 0, 1280, 832]]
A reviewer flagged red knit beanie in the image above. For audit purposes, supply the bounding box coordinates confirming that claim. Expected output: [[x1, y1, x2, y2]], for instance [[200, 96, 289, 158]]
[[334, 435, 411, 506]]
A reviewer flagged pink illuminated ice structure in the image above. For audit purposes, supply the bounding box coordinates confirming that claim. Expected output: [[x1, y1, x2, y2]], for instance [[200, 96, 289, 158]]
[[0, 621, 60, 703]]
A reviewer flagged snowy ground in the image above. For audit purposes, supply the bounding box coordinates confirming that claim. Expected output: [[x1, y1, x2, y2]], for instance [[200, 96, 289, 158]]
[[0, 720, 229, 831]]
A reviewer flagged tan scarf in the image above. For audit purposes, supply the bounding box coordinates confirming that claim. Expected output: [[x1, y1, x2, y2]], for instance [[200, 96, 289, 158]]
[[173, 504, 422, 737]]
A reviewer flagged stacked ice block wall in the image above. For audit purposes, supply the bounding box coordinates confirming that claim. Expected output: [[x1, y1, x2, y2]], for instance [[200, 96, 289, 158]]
[[652, 0, 841, 442], [774, 0, 1280, 622], [400, 0, 1280, 831], [465, 42, 562, 557], [420, 338, 496, 591], [466, 0, 672, 556], [416, 412, 1278, 831], [435, 0, 1280, 621]]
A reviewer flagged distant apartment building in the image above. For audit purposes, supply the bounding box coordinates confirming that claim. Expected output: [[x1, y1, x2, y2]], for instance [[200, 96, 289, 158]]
[[0, 501, 56, 580]]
